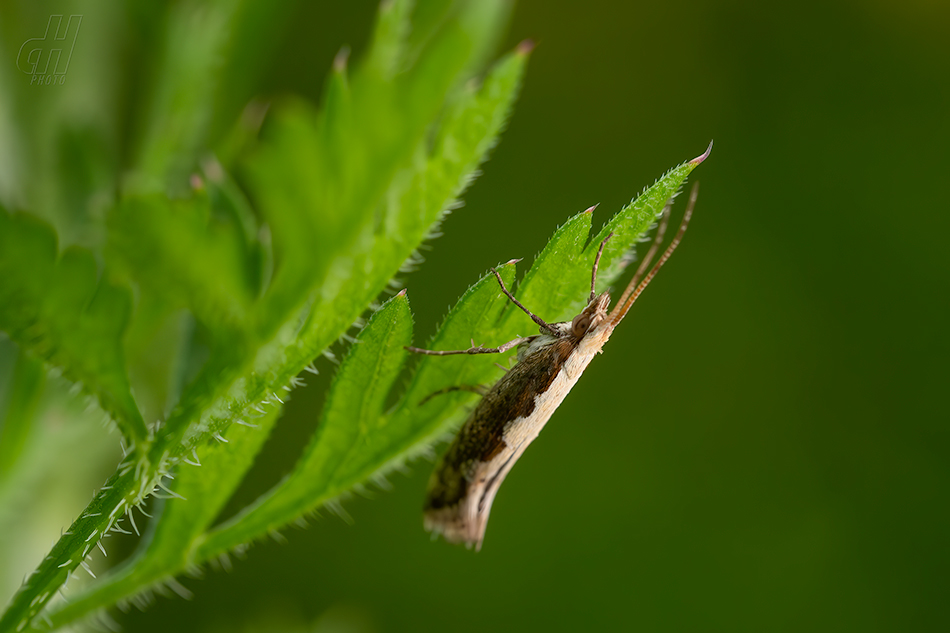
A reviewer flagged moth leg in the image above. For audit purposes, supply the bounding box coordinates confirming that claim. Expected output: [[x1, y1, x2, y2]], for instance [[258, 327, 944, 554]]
[[489, 268, 560, 337], [405, 335, 534, 357], [418, 384, 489, 406]]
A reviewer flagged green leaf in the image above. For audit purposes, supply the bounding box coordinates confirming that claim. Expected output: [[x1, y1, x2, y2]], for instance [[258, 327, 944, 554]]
[[306, 294, 414, 494], [0, 210, 147, 447], [589, 156, 707, 288], [107, 192, 259, 331], [504, 154, 708, 330], [203, 160, 271, 297], [196, 293, 414, 552], [145, 406, 284, 568], [287, 43, 530, 398], [0, 350, 44, 482], [45, 405, 283, 629], [244, 0, 509, 340], [505, 209, 596, 328], [361, 263, 519, 469], [130, 0, 246, 191]]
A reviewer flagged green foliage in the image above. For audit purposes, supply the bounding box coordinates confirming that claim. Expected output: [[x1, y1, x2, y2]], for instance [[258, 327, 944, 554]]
[[0, 211, 147, 447], [0, 1, 529, 631], [0, 351, 44, 481], [0, 1, 707, 631], [199, 293, 417, 556], [196, 266, 516, 558], [107, 192, 260, 331]]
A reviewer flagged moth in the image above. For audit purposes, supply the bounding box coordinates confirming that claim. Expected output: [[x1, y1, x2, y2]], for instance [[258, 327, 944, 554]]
[[407, 181, 701, 550]]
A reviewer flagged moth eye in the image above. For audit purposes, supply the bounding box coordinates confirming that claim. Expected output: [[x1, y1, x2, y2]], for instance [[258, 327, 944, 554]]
[[571, 314, 591, 337]]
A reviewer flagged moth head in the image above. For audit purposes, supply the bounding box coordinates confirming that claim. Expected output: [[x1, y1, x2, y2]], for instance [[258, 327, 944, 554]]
[[571, 292, 611, 337]]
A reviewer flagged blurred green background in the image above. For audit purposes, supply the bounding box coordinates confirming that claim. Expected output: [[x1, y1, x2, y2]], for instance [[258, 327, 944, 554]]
[[1, 0, 948, 631]]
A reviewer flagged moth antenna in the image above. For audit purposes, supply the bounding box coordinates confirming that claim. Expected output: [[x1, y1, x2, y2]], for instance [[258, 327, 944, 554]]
[[590, 232, 614, 302], [608, 182, 698, 326], [609, 199, 673, 316]]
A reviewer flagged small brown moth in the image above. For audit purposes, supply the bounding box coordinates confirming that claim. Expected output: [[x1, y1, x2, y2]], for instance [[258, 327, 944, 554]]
[[407, 181, 701, 550]]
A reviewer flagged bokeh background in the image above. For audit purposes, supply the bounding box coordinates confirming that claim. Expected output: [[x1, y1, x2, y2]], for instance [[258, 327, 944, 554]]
[[1, 0, 948, 631]]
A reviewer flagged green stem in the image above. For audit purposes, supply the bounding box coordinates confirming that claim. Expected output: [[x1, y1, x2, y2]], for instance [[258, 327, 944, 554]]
[[0, 468, 140, 633]]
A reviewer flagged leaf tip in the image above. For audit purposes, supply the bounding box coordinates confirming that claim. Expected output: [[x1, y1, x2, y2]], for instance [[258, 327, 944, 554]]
[[334, 46, 350, 72], [516, 39, 536, 56], [583, 203, 599, 215], [690, 140, 714, 166], [502, 258, 522, 267], [396, 288, 408, 298]]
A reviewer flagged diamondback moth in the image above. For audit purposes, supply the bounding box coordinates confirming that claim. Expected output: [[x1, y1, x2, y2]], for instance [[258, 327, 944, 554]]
[[407, 153, 706, 549]]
